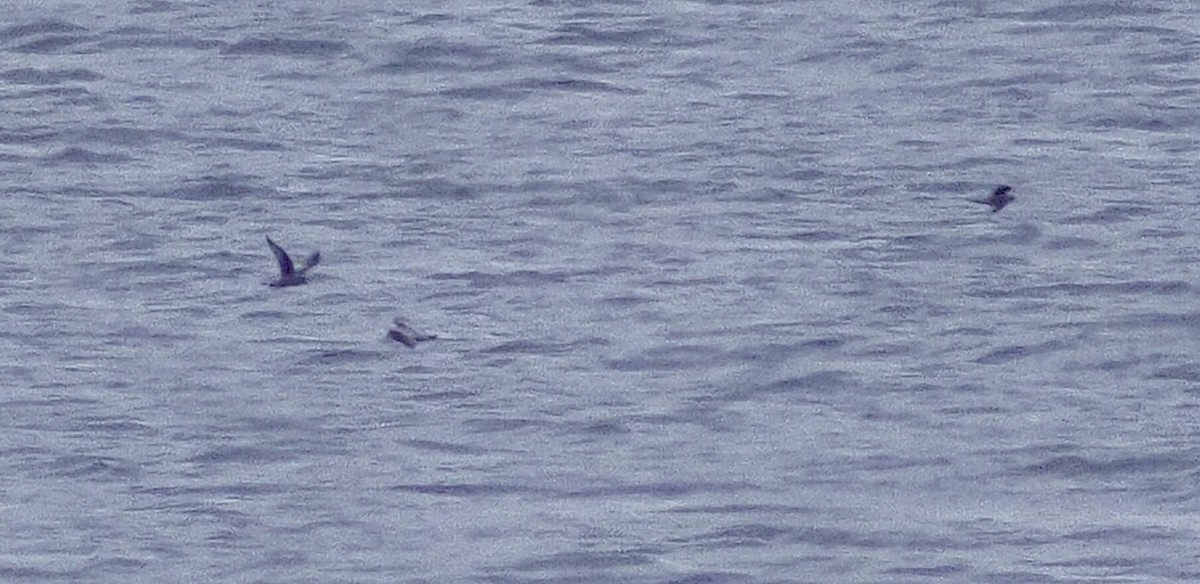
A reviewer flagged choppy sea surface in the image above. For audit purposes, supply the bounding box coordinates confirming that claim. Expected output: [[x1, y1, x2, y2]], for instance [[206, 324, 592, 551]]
[[3, 1, 1200, 582]]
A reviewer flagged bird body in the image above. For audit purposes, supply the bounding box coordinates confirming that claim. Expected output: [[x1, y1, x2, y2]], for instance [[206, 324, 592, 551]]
[[388, 317, 437, 348], [972, 185, 1014, 212]]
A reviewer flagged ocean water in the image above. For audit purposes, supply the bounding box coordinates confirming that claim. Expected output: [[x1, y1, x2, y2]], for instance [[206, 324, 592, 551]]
[[3, 1, 1200, 582]]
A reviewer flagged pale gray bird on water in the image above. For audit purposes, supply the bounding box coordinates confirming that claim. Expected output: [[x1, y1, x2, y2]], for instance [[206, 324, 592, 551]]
[[388, 317, 437, 348], [972, 185, 1014, 212], [266, 236, 320, 287]]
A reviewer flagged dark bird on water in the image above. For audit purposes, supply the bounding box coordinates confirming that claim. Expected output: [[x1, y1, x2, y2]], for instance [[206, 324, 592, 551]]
[[388, 317, 437, 348], [972, 185, 1014, 212], [266, 236, 320, 287]]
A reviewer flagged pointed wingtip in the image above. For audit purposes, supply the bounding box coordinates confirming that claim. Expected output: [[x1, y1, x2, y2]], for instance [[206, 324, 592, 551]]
[[266, 236, 294, 276]]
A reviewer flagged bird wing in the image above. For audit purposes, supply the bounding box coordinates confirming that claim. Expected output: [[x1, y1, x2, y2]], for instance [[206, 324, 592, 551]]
[[266, 236, 295, 276], [300, 251, 320, 275]]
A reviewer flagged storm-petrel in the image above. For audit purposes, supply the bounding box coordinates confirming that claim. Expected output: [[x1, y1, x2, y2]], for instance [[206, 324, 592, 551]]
[[388, 317, 437, 348], [972, 185, 1014, 212], [266, 236, 320, 287]]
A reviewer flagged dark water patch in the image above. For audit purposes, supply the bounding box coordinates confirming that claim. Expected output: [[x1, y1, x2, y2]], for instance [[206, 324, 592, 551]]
[[372, 41, 511, 74], [133, 483, 287, 498], [937, 405, 1008, 416], [785, 230, 842, 242], [964, 72, 1074, 87], [464, 417, 546, 433], [4, 85, 100, 105], [186, 445, 299, 464], [576, 418, 629, 436], [729, 91, 789, 103], [71, 125, 182, 147], [1115, 311, 1200, 332], [0, 19, 85, 41], [665, 503, 813, 515], [395, 389, 478, 403], [391, 482, 531, 497], [1035, 555, 1144, 570], [598, 293, 653, 307], [851, 341, 914, 358], [360, 177, 476, 200], [560, 480, 750, 498], [541, 20, 701, 49], [1062, 205, 1156, 224], [1137, 226, 1188, 240], [507, 549, 656, 571], [0, 364, 34, 382], [1014, 3, 1164, 23], [938, 326, 994, 338], [429, 269, 579, 287], [648, 276, 725, 288], [170, 175, 275, 201], [631, 403, 740, 434], [299, 348, 386, 366], [604, 344, 725, 372], [239, 310, 292, 321], [402, 439, 491, 455], [1150, 364, 1200, 382], [437, 83, 533, 101], [979, 222, 1041, 245], [14, 34, 94, 54], [1061, 526, 1178, 544], [663, 572, 748, 584], [516, 76, 639, 94], [1134, 48, 1199, 67], [1042, 236, 1101, 250], [907, 181, 982, 195], [221, 37, 352, 57], [975, 339, 1069, 365], [1021, 452, 1199, 478], [688, 524, 790, 548], [2, 300, 77, 317], [1002, 280, 1190, 299], [233, 416, 322, 433], [202, 135, 285, 152], [42, 454, 142, 481], [43, 147, 132, 164], [0, 566, 79, 580], [409, 13, 454, 25], [483, 337, 610, 355], [853, 454, 954, 472], [0, 67, 103, 84], [728, 525, 949, 551], [1078, 110, 1189, 132], [0, 395, 98, 410], [99, 34, 223, 51], [729, 339, 842, 364], [74, 415, 158, 436], [884, 564, 967, 577], [718, 371, 856, 403], [129, 0, 178, 15]]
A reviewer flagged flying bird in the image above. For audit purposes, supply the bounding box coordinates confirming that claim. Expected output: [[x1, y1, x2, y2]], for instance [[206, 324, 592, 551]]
[[972, 185, 1014, 212], [266, 236, 320, 287], [388, 317, 437, 348]]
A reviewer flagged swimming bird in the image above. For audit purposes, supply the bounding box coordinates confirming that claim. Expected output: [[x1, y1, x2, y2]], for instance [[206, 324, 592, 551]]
[[972, 185, 1014, 212], [266, 236, 320, 287], [388, 317, 437, 348]]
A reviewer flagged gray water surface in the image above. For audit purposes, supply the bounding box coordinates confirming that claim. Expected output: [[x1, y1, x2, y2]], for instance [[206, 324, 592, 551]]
[[3, 1, 1200, 582]]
